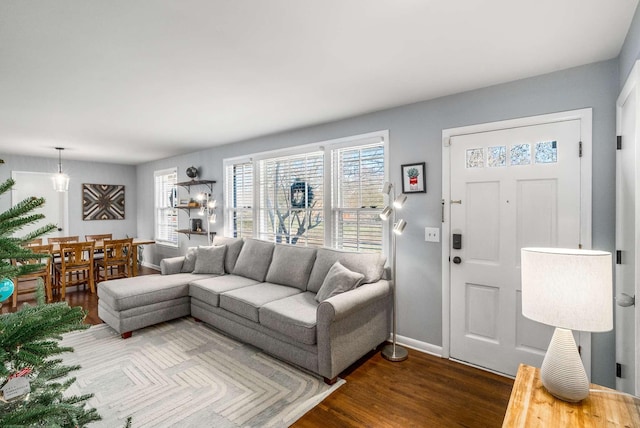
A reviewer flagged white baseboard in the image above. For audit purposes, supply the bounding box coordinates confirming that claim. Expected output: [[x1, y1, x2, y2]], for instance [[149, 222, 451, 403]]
[[142, 261, 160, 271], [391, 333, 443, 357]]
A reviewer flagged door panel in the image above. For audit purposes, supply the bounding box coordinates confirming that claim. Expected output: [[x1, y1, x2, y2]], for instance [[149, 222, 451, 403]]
[[466, 181, 500, 262], [450, 119, 582, 376]]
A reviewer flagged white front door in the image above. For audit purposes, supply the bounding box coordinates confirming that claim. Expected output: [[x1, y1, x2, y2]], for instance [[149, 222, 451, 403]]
[[447, 118, 585, 376], [11, 171, 68, 239], [616, 60, 640, 395]]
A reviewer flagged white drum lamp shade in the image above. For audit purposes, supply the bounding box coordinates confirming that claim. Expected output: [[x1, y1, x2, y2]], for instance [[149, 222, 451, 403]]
[[521, 248, 612, 402]]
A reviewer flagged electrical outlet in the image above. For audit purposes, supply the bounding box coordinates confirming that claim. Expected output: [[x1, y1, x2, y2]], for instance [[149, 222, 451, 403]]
[[425, 227, 440, 242]]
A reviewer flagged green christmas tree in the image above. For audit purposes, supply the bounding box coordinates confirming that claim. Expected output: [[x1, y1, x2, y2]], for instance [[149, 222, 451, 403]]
[[0, 159, 101, 427]]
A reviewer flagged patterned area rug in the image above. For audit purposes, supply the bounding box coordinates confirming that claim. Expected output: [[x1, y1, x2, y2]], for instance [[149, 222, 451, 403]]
[[61, 318, 344, 427]]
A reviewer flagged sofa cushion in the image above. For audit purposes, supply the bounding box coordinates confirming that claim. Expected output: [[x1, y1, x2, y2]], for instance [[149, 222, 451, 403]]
[[181, 247, 198, 273], [315, 261, 364, 302], [98, 273, 214, 311], [193, 244, 226, 275], [212, 236, 244, 273], [265, 244, 317, 290], [219, 282, 301, 322], [189, 274, 260, 307], [259, 292, 318, 345], [232, 238, 275, 282], [307, 248, 386, 293]]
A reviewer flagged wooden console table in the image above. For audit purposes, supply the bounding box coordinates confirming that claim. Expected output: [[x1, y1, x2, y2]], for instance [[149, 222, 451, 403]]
[[503, 364, 640, 427]]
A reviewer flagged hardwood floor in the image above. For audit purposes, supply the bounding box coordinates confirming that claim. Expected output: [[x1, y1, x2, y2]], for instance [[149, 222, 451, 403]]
[[2, 266, 514, 427]]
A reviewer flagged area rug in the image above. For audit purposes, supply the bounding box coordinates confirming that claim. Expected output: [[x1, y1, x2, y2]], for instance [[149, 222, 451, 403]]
[[61, 318, 344, 427]]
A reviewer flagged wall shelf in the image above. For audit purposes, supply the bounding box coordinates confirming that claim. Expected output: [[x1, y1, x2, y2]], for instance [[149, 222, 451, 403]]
[[175, 179, 217, 241], [176, 179, 216, 193], [176, 229, 217, 240]]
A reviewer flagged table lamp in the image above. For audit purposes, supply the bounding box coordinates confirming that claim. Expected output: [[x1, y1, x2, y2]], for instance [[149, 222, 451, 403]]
[[521, 248, 612, 402]]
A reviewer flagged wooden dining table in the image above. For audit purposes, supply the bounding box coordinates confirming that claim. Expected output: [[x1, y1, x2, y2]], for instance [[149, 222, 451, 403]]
[[51, 238, 155, 277]]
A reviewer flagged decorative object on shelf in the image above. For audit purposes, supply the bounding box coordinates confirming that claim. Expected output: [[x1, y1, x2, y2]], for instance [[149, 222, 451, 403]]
[[401, 162, 426, 194], [82, 183, 125, 220], [196, 192, 217, 244], [379, 181, 408, 362], [186, 166, 199, 179], [191, 218, 203, 232], [52, 147, 70, 192], [521, 248, 613, 402]]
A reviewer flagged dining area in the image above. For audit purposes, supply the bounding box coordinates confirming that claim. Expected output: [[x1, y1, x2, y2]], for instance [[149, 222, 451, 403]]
[[9, 235, 155, 308]]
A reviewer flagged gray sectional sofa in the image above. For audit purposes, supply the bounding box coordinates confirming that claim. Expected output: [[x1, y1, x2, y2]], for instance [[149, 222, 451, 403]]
[[97, 236, 392, 383]]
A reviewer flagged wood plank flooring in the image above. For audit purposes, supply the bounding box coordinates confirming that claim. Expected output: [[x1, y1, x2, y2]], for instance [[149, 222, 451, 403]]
[[2, 267, 514, 427]]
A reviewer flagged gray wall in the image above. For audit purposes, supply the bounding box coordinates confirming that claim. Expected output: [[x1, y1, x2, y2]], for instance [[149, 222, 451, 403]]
[[0, 154, 138, 239], [620, 3, 640, 88], [137, 58, 619, 386]]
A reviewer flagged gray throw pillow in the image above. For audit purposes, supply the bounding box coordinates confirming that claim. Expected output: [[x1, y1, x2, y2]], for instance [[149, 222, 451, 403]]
[[212, 236, 245, 273], [193, 245, 227, 275], [181, 247, 198, 273], [232, 238, 275, 282], [315, 261, 364, 302]]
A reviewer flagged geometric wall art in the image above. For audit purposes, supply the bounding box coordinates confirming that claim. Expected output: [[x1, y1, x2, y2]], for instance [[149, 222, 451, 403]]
[[82, 183, 125, 220]]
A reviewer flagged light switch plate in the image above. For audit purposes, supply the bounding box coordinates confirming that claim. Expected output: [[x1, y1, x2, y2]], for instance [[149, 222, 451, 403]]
[[425, 227, 440, 242]]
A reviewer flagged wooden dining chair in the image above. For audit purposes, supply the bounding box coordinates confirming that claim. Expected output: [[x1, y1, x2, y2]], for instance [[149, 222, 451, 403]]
[[48, 236, 80, 244], [95, 238, 133, 283], [85, 233, 113, 261], [24, 238, 43, 246], [11, 244, 53, 307], [85, 233, 113, 242], [53, 241, 95, 299]]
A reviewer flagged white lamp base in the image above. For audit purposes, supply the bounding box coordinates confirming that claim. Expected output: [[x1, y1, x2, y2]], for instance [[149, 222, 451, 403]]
[[540, 327, 589, 402]]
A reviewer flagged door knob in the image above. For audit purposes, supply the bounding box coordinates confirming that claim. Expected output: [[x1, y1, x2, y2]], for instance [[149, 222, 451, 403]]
[[616, 293, 635, 307], [453, 256, 462, 264]]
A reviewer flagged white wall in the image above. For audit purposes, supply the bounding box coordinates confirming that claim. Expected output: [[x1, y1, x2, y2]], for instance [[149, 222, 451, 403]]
[[0, 154, 138, 239], [137, 58, 619, 387]]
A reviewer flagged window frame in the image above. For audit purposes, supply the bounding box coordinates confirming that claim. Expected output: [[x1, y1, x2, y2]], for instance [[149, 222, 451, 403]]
[[154, 167, 178, 247], [223, 130, 389, 252]]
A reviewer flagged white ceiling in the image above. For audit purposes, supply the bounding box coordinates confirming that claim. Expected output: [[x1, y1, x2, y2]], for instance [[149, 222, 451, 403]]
[[0, 0, 637, 165]]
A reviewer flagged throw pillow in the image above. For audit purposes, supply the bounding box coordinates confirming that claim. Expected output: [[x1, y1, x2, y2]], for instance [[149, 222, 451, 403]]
[[315, 261, 364, 302], [181, 247, 198, 273], [193, 245, 227, 275], [232, 238, 275, 282]]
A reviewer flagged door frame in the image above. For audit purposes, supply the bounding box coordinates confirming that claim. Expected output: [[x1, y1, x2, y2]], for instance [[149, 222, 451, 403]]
[[441, 108, 593, 376], [11, 170, 69, 238], [616, 59, 640, 394]]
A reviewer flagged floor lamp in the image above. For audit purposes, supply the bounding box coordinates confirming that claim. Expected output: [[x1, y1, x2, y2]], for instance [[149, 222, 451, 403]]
[[521, 248, 612, 402], [380, 181, 408, 362], [196, 192, 217, 245]]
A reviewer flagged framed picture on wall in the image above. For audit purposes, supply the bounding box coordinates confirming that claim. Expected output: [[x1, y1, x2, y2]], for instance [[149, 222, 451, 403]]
[[82, 183, 125, 220], [401, 162, 426, 193]]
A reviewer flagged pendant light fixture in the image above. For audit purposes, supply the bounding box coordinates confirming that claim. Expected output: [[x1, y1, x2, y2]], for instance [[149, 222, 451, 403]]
[[52, 147, 69, 192]]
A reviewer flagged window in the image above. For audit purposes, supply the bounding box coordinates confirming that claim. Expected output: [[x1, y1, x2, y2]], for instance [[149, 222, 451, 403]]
[[225, 161, 253, 238], [332, 143, 385, 251], [258, 151, 324, 246], [224, 132, 386, 252], [154, 168, 178, 246]]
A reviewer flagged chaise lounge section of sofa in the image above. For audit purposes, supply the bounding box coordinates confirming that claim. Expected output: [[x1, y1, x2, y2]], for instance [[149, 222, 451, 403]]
[[98, 236, 392, 384]]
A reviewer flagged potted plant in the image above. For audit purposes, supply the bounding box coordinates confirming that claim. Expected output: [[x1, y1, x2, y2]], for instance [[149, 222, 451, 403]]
[[407, 167, 420, 189]]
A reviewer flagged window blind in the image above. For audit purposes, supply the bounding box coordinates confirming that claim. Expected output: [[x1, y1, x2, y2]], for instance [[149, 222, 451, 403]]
[[332, 143, 385, 251], [154, 168, 178, 246], [225, 161, 254, 238], [258, 151, 324, 246]]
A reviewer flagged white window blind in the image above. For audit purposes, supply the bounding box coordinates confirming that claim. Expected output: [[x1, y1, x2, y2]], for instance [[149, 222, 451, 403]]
[[154, 168, 178, 246], [258, 151, 324, 246], [225, 161, 254, 238], [332, 142, 385, 252]]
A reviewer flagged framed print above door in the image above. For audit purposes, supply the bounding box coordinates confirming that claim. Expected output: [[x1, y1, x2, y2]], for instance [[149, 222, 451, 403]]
[[401, 162, 426, 193]]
